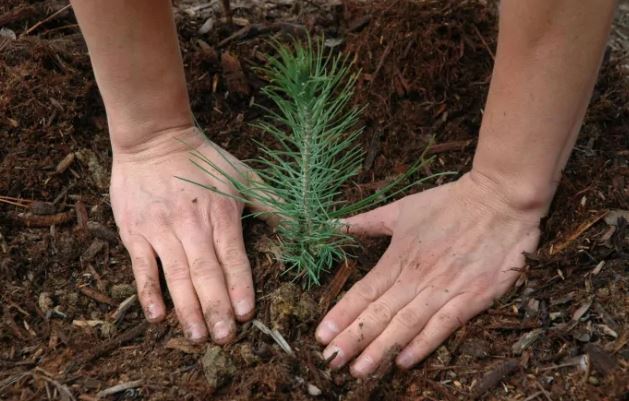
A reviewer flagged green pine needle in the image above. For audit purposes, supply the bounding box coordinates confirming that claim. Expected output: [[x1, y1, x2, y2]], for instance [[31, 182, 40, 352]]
[[183, 37, 444, 287]]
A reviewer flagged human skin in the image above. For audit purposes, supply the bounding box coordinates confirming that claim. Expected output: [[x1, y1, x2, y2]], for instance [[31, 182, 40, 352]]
[[70, 0, 617, 375]]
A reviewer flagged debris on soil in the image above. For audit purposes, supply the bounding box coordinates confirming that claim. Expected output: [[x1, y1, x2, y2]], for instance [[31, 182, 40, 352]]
[[471, 358, 520, 399], [201, 344, 237, 390], [268, 282, 318, 333]]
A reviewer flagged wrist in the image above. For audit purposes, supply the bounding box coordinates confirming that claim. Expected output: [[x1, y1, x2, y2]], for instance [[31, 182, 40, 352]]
[[111, 124, 205, 163], [463, 168, 553, 221]]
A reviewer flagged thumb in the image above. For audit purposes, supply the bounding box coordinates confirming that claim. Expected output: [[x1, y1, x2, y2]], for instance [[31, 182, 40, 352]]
[[340, 199, 401, 237]]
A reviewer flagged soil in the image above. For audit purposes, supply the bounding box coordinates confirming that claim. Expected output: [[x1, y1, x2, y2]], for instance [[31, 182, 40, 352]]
[[1, 1, 628, 400]]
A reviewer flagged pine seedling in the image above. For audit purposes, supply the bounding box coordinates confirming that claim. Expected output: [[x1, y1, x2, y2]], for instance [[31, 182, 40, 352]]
[[181, 38, 437, 286]]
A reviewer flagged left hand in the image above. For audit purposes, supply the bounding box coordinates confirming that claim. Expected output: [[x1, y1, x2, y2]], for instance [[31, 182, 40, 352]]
[[315, 171, 543, 377]]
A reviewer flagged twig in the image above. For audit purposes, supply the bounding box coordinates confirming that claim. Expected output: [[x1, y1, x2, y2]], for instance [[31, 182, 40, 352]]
[[535, 381, 553, 401], [472, 24, 495, 61], [24, 4, 72, 36], [252, 319, 293, 355], [70, 321, 148, 372], [426, 140, 473, 155], [78, 286, 117, 306], [96, 379, 142, 397], [522, 391, 544, 401], [111, 295, 138, 323], [320, 260, 356, 312], [550, 210, 607, 254], [9, 211, 74, 227], [370, 43, 393, 83], [0, 195, 32, 208]]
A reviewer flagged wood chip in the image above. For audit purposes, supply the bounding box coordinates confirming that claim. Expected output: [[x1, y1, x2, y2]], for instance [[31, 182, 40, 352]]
[[583, 344, 618, 376], [221, 52, 250, 96], [87, 221, 119, 243], [512, 329, 544, 354], [164, 337, 205, 354], [55, 152, 75, 174], [471, 359, 520, 399], [604, 209, 629, 226]]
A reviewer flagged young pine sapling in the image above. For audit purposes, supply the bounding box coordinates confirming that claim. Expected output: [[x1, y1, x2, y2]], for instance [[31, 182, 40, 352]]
[[182, 39, 437, 286]]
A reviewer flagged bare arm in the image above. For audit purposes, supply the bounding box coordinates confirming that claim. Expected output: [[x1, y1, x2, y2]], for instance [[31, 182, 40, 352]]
[[473, 0, 616, 214], [70, 0, 194, 151], [317, 0, 617, 377]]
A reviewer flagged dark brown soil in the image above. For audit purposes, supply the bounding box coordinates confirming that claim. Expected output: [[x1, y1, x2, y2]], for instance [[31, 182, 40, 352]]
[[1, 1, 628, 400]]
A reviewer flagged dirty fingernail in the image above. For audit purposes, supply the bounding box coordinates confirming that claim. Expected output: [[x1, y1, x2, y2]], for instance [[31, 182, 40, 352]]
[[234, 299, 253, 318], [212, 320, 233, 342], [316, 320, 339, 343], [322, 345, 344, 368], [351, 355, 375, 377], [144, 304, 158, 320], [187, 323, 207, 343]]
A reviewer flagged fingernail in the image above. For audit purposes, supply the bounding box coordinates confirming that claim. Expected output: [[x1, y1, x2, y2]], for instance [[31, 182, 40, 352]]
[[212, 320, 233, 342], [234, 299, 252, 318], [144, 304, 158, 320], [187, 323, 206, 343], [396, 350, 415, 369], [322, 345, 344, 368], [316, 320, 339, 344], [351, 355, 375, 377]]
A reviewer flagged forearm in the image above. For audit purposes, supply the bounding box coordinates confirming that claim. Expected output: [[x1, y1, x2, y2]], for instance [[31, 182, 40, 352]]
[[472, 0, 616, 215], [71, 0, 194, 153]]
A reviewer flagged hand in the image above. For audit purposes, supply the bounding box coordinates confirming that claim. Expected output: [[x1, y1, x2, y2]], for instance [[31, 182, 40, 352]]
[[110, 126, 256, 344], [315, 171, 543, 377]]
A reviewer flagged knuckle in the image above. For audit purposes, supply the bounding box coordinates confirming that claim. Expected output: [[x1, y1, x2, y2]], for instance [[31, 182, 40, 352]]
[[220, 244, 247, 265], [365, 300, 394, 324], [393, 308, 422, 330], [147, 202, 171, 226], [211, 199, 240, 227], [164, 261, 191, 283], [131, 256, 153, 274], [352, 279, 379, 303], [189, 257, 221, 279], [177, 205, 198, 223]]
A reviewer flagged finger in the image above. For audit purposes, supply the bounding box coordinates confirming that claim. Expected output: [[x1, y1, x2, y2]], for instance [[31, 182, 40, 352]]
[[321, 280, 417, 370], [177, 223, 236, 344], [340, 200, 401, 237], [150, 230, 209, 343], [211, 199, 255, 322], [395, 294, 490, 369], [316, 245, 402, 345], [244, 169, 281, 227], [123, 234, 166, 322], [349, 284, 453, 377]]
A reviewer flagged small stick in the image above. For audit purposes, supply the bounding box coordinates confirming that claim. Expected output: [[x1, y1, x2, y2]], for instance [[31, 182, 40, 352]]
[[97, 380, 142, 397], [0, 195, 32, 208], [220, 0, 233, 24], [70, 321, 148, 372], [320, 260, 356, 312], [24, 4, 72, 36], [111, 294, 138, 323], [426, 140, 473, 155], [9, 211, 74, 227], [78, 286, 117, 306]]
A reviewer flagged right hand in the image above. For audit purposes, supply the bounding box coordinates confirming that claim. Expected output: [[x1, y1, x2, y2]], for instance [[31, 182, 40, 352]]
[[110, 126, 259, 344]]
